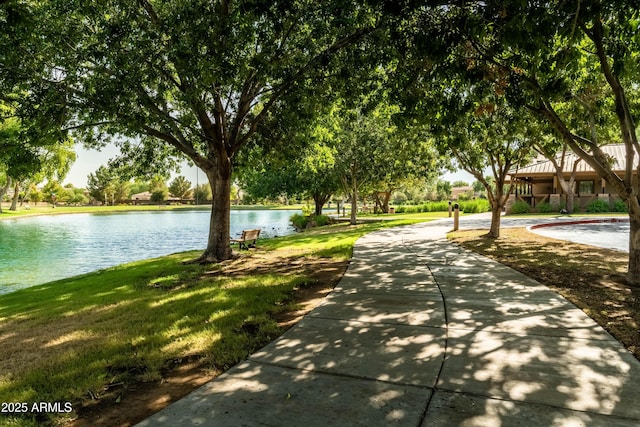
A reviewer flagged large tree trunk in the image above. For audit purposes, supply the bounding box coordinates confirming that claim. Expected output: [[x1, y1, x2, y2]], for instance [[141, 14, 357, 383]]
[[344, 165, 358, 225], [350, 181, 358, 225], [487, 202, 502, 238], [486, 178, 507, 239], [628, 202, 640, 286], [373, 191, 392, 213], [373, 192, 383, 213], [556, 177, 575, 213], [199, 168, 233, 262], [381, 190, 392, 213], [0, 178, 11, 214], [313, 192, 330, 216], [555, 155, 580, 214], [10, 182, 19, 211], [350, 194, 357, 225]]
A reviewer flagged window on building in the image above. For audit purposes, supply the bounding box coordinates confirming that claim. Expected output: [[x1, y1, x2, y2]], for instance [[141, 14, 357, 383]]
[[578, 180, 594, 195]]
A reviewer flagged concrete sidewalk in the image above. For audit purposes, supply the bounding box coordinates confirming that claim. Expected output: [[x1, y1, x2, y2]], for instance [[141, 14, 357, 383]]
[[137, 221, 640, 426]]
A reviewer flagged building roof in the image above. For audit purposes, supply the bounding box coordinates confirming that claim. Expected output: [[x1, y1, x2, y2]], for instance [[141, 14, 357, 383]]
[[131, 191, 152, 200], [509, 144, 636, 177]]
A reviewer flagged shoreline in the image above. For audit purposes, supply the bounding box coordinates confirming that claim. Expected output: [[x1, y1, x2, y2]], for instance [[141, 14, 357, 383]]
[[0, 203, 304, 221]]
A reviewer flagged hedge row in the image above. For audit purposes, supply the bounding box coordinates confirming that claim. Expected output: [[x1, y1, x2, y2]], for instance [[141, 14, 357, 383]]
[[394, 199, 491, 214]]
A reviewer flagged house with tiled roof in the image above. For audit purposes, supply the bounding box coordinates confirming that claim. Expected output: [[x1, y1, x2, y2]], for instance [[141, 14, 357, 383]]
[[506, 144, 634, 211]]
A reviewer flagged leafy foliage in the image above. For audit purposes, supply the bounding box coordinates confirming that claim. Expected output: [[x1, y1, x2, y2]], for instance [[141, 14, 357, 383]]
[[395, 0, 640, 279], [87, 166, 130, 204], [14, 0, 387, 260], [509, 201, 531, 215], [394, 199, 490, 214], [193, 183, 212, 204], [168, 176, 192, 199], [290, 213, 332, 231], [537, 202, 553, 214], [586, 199, 610, 213], [615, 200, 629, 213]]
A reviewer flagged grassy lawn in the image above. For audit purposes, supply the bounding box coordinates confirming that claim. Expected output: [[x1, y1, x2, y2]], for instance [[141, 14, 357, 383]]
[[0, 204, 466, 221], [0, 203, 309, 221], [0, 216, 436, 426], [0, 204, 208, 219]]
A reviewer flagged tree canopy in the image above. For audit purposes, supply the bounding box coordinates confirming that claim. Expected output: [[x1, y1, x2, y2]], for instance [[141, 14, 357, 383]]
[[11, 0, 392, 261], [5, 0, 640, 284], [389, 0, 640, 283]]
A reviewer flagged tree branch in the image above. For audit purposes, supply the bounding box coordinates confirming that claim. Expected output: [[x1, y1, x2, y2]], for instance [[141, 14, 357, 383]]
[[233, 25, 379, 155], [587, 16, 639, 186]]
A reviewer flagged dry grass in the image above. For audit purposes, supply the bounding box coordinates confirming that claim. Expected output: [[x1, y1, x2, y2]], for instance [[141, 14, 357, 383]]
[[448, 227, 639, 360]]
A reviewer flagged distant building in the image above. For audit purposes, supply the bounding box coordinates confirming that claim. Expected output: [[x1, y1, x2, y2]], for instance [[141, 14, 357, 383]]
[[131, 191, 152, 204], [451, 185, 475, 200], [506, 144, 634, 211]]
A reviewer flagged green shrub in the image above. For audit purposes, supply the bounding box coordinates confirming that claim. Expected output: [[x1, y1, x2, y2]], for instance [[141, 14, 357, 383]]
[[537, 202, 552, 213], [290, 214, 331, 230], [314, 215, 331, 227], [553, 202, 565, 213], [290, 213, 309, 230], [509, 201, 531, 214], [586, 199, 610, 213], [393, 192, 408, 204], [460, 199, 491, 213], [425, 201, 451, 212], [615, 200, 628, 213], [385, 200, 491, 214]]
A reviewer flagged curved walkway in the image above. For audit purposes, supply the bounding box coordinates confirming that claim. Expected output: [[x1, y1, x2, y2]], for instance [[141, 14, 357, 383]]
[[137, 219, 640, 426]]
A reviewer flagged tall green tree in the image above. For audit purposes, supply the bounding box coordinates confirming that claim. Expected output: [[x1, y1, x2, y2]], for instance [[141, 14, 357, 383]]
[[471, 1, 640, 284], [9, 138, 76, 210], [368, 125, 441, 213], [237, 121, 342, 215], [435, 180, 452, 201], [87, 165, 130, 204], [26, 0, 385, 261], [168, 176, 192, 200], [193, 183, 212, 205], [330, 104, 399, 224], [395, 1, 640, 284], [447, 111, 534, 238], [236, 145, 300, 205], [240, 141, 340, 215], [0, 102, 41, 203], [1, 3, 73, 200]]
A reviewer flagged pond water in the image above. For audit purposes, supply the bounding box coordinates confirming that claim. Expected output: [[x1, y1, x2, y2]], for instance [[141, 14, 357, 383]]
[[0, 209, 297, 293]]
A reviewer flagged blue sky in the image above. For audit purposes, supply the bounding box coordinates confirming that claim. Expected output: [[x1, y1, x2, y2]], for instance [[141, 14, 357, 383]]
[[64, 145, 201, 188]]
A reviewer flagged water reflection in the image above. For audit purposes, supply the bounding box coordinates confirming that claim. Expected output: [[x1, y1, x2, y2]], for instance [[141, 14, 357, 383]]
[[0, 209, 296, 292]]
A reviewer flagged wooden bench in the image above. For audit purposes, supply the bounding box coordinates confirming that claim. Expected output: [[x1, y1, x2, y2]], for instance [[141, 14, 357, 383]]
[[231, 228, 261, 250]]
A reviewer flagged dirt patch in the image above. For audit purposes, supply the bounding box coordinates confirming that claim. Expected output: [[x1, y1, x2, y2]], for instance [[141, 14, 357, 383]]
[[449, 227, 639, 360], [69, 361, 219, 427], [68, 251, 348, 427]]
